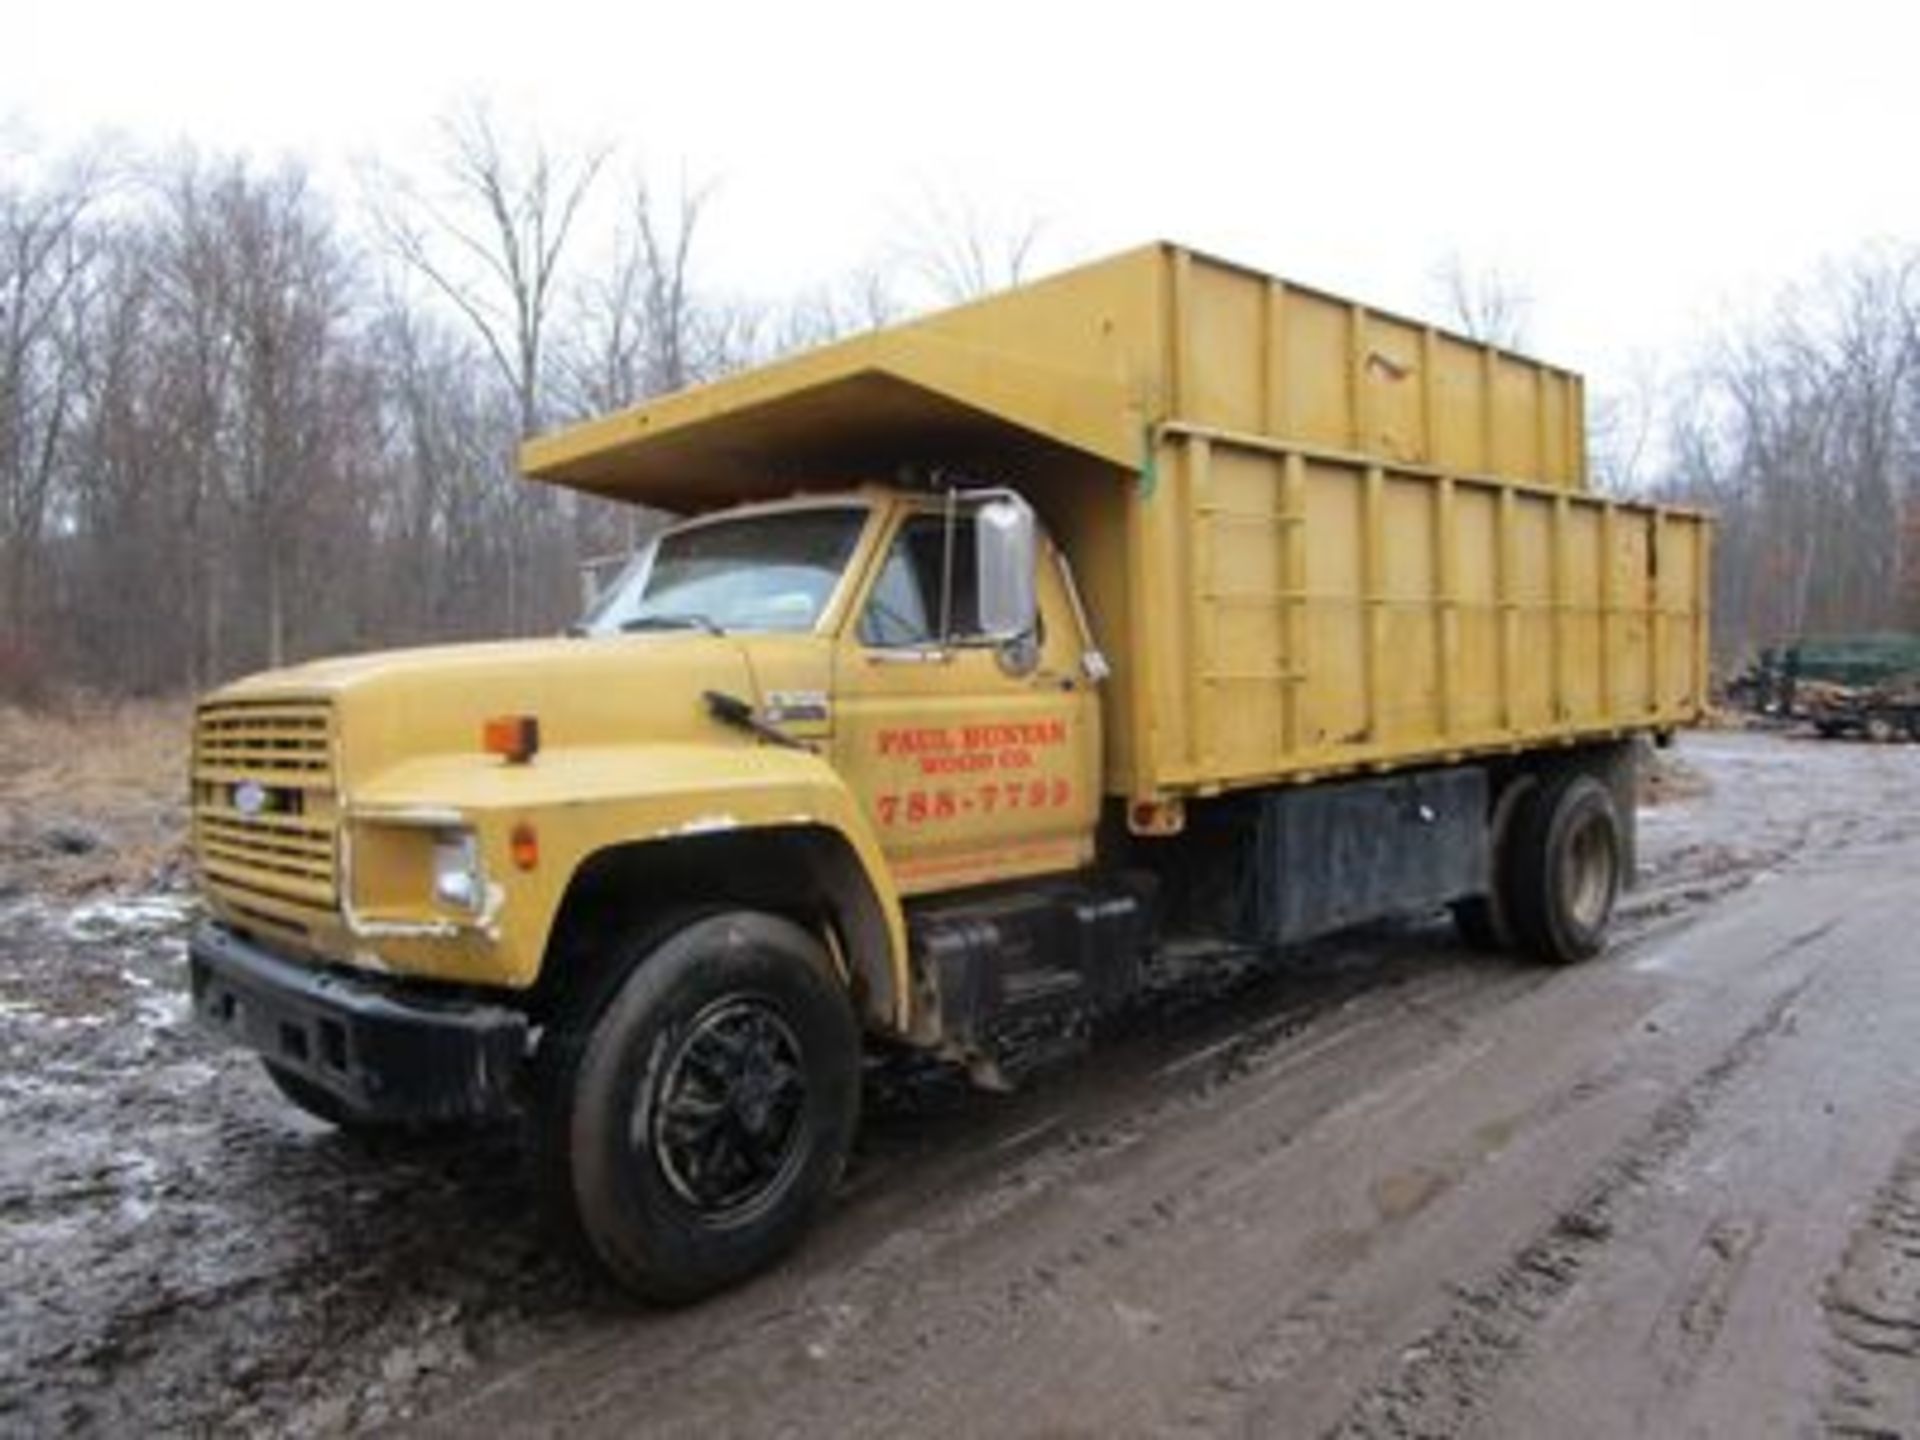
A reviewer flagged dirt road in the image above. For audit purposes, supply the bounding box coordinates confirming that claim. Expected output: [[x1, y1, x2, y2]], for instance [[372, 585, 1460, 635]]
[[4, 730, 1919, 1436]]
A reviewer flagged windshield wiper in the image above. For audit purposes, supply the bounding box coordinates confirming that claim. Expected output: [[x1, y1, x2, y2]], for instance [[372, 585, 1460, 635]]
[[704, 690, 803, 749], [619, 613, 725, 636]]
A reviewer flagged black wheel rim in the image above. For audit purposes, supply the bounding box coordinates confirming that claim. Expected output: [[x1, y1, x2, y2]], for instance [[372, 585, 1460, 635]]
[[649, 997, 808, 1219]]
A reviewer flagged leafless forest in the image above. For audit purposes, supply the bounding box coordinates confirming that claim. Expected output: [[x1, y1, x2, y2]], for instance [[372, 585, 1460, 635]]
[[2, 109, 1917, 702]]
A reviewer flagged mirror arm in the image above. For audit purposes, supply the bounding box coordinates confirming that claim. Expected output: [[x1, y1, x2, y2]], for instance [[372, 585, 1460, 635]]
[[1055, 547, 1110, 683], [938, 486, 959, 647]]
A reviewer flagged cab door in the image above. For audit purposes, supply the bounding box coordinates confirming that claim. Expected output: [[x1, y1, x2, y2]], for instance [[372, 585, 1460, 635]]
[[831, 506, 1101, 896]]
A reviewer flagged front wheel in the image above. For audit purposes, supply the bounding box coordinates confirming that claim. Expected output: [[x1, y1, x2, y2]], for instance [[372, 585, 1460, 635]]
[[1506, 772, 1623, 965], [550, 911, 861, 1303]]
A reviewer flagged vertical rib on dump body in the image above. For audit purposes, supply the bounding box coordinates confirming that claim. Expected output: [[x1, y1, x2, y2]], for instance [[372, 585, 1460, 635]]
[[521, 242, 1711, 803]]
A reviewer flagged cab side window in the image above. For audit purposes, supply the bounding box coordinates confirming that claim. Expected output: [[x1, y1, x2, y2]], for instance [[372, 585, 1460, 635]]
[[858, 516, 982, 647]]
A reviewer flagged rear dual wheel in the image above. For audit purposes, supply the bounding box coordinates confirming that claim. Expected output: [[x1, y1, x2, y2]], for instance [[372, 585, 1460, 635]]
[[1455, 769, 1623, 965], [1450, 777, 1533, 952]]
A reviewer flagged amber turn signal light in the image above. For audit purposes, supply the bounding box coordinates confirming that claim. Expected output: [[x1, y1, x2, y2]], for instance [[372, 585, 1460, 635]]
[[509, 821, 539, 871], [483, 714, 540, 764]]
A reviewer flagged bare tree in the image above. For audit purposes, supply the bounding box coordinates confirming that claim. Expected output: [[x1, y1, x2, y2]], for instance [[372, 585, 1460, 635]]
[[1587, 352, 1665, 496], [365, 293, 529, 640], [754, 265, 900, 358], [363, 105, 613, 633], [366, 103, 610, 437], [138, 157, 366, 675], [1902, 495, 1920, 628], [560, 176, 721, 416], [1651, 247, 1920, 655], [896, 191, 1044, 305], [1431, 251, 1532, 349], [0, 148, 104, 681]]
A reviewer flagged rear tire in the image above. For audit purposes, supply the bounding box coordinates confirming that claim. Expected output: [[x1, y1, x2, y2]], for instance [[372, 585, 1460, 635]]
[[1450, 775, 1534, 953], [1450, 896, 1506, 950], [545, 911, 860, 1304], [1506, 771, 1622, 965]]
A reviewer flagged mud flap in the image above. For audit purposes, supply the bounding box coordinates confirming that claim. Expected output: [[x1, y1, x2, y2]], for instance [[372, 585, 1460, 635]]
[[1249, 767, 1489, 945]]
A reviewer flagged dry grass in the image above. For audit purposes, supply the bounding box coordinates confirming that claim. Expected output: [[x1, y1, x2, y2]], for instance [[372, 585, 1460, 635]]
[[0, 697, 192, 898]]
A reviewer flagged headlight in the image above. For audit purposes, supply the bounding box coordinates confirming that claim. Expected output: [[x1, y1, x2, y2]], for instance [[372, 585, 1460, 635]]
[[431, 829, 485, 912]]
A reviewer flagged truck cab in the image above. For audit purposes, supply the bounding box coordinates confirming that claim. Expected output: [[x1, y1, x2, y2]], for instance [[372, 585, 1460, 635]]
[[191, 481, 1128, 1300]]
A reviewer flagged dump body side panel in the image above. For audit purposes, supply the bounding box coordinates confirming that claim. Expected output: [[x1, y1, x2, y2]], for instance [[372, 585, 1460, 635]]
[[1129, 425, 1708, 798]]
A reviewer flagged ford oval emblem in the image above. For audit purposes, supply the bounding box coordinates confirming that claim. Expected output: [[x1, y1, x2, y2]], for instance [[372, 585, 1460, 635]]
[[233, 781, 269, 818]]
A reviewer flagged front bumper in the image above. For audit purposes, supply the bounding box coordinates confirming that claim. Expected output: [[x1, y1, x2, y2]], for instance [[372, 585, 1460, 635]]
[[189, 923, 529, 1124]]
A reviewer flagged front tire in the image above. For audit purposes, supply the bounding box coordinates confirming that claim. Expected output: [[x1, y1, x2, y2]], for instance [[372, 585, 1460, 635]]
[[553, 911, 860, 1303], [1506, 771, 1623, 965]]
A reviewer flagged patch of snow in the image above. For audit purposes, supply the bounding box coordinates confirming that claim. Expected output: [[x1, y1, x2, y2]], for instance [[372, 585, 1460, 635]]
[[0, 1005, 110, 1031], [112, 1151, 161, 1226], [61, 893, 194, 943], [134, 988, 188, 1032]]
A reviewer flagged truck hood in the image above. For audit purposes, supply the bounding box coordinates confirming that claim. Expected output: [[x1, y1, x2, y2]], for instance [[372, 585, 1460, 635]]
[[209, 633, 780, 791]]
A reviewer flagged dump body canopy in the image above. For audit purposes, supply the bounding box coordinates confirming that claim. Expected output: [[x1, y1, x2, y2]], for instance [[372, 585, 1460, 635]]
[[520, 242, 1586, 507], [524, 244, 1708, 804]]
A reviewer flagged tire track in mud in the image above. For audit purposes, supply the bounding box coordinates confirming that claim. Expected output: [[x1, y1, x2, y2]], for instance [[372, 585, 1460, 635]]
[[1322, 974, 1816, 1439], [1820, 1132, 1920, 1438], [433, 950, 1563, 1435], [1166, 1059, 1639, 1438], [1645, 1214, 1766, 1393], [843, 939, 1539, 1227]]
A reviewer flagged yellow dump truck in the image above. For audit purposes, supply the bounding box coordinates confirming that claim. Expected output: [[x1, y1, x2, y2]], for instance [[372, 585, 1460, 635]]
[[189, 243, 1710, 1299]]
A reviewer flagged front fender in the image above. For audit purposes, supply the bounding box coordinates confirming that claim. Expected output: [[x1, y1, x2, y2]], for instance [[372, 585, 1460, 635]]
[[342, 743, 907, 1009]]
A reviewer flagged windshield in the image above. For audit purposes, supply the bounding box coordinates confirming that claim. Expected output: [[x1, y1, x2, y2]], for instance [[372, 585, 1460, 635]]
[[580, 506, 868, 636]]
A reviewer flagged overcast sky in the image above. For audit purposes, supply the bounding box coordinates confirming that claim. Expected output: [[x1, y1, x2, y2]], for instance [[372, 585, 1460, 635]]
[[7, 0, 1915, 393]]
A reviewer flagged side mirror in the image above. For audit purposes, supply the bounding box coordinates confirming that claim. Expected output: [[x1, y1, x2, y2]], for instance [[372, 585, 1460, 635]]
[[975, 496, 1037, 642]]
